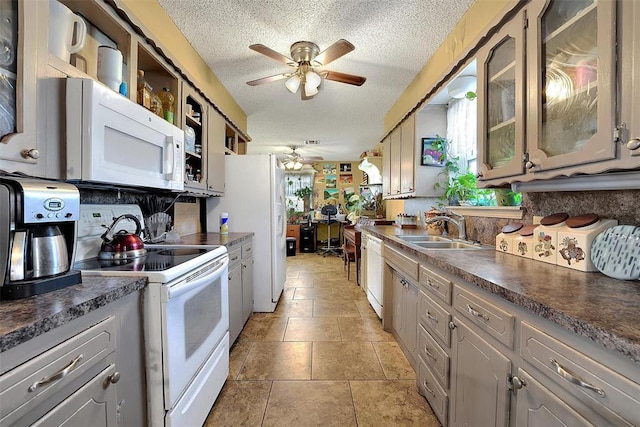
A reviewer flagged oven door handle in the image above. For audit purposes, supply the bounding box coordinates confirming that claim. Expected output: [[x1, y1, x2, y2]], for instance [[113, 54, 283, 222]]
[[166, 256, 229, 300]]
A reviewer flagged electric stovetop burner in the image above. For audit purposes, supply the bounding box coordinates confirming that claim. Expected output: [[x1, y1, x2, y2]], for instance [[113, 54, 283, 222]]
[[75, 247, 211, 272]]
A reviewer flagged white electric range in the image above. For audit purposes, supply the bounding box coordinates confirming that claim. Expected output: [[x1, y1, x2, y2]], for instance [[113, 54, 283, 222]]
[[74, 204, 229, 427]]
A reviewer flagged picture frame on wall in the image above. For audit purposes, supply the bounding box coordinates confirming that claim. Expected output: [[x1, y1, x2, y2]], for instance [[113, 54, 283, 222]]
[[340, 163, 351, 172], [420, 137, 445, 166]]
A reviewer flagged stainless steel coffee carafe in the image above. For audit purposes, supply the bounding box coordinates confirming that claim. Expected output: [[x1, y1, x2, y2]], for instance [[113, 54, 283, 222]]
[[31, 225, 70, 278]]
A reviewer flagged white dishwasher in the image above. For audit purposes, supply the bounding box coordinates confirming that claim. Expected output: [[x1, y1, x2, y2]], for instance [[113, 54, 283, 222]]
[[365, 234, 384, 318]]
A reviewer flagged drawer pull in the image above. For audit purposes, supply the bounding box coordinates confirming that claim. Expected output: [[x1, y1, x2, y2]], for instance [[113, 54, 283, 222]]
[[549, 358, 606, 397], [466, 304, 489, 321], [231, 256, 239, 261], [427, 279, 439, 289], [28, 354, 84, 392], [424, 346, 436, 360], [426, 311, 438, 322], [423, 380, 435, 396]]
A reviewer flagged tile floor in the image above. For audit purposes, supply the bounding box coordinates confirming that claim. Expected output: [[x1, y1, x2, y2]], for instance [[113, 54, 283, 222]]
[[204, 253, 440, 426]]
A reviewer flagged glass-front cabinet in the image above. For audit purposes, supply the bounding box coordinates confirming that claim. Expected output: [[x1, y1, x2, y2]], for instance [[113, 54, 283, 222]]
[[0, 0, 39, 173], [526, 0, 616, 173], [477, 12, 526, 183], [182, 84, 208, 193]]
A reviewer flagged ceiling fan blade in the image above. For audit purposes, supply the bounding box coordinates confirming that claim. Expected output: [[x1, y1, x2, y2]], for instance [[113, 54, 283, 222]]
[[246, 73, 290, 86], [313, 39, 355, 66], [322, 70, 366, 86], [249, 44, 296, 66]]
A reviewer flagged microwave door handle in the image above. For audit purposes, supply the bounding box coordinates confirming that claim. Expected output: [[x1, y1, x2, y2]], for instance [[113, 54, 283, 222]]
[[166, 257, 229, 300], [163, 136, 182, 182]]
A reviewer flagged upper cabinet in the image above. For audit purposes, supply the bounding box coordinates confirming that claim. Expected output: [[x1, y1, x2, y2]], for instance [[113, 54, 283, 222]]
[[182, 84, 207, 193], [0, 1, 41, 175], [478, 0, 638, 187], [526, 0, 616, 173], [476, 12, 526, 182]]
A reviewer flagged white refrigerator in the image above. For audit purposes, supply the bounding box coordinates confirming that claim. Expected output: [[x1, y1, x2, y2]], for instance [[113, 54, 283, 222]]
[[206, 154, 286, 312]]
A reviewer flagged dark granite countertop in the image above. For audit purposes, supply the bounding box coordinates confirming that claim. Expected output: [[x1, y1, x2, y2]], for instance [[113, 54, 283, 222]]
[[0, 275, 147, 353], [363, 225, 640, 364], [178, 232, 254, 250]]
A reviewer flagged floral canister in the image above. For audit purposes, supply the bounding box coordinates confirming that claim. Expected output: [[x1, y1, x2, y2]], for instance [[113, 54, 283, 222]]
[[495, 222, 523, 253], [557, 214, 618, 272], [512, 224, 536, 258], [533, 213, 568, 264], [424, 208, 445, 235]]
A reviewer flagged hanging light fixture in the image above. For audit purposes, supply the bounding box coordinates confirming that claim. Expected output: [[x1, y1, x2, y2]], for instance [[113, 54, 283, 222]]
[[304, 70, 321, 96], [285, 75, 301, 93]]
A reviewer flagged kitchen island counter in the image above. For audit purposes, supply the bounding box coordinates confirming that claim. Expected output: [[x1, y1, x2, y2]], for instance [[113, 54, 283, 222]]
[[0, 275, 147, 353], [363, 225, 640, 364]]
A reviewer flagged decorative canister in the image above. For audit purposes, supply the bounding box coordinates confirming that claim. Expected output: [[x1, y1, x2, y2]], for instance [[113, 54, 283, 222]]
[[533, 213, 568, 264], [557, 214, 618, 272], [220, 212, 229, 235], [425, 208, 445, 235], [495, 222, 523, 253], [512, 225, 536, 258]]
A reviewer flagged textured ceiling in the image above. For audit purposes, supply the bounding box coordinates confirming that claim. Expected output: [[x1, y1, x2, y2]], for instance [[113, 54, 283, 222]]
[[156, 0, 476, 161]]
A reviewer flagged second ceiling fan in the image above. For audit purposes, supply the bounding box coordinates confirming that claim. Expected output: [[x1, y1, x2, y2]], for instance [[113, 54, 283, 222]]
[[247, 39, 366, 100]]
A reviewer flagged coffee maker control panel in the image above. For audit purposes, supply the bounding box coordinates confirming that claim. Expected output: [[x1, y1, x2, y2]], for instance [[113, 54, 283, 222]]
[[17, 179, 80, 223]]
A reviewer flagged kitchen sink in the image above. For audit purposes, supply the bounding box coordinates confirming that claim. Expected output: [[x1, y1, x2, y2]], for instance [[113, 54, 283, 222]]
[[395, 235, 449, 242], [413, 240, 482, 250]]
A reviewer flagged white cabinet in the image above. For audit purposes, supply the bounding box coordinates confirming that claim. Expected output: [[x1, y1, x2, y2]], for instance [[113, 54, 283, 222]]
[[391, 271, 418, 367], [227, 238, 254, 344], [389, 127, 402, 196], [0, 291, 146, 426], [0, 1, 45, 176], [400, 114, 415, 194], [477, 0, 637, 187], [206, 107, 226, 195]]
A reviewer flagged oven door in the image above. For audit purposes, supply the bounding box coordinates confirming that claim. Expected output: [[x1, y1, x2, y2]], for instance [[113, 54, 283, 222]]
[[161, 254, 229, 408]]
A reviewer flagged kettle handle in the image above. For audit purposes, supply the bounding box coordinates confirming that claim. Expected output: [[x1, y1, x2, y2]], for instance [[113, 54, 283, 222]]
[[101, 214, 143, 242]]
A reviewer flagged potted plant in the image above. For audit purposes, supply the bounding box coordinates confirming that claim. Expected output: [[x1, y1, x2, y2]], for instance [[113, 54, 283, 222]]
[[294, 186, 313, 212]]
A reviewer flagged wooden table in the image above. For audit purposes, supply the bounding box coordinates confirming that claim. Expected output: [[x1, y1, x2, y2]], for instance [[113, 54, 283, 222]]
[[342, 225, 361, 284]]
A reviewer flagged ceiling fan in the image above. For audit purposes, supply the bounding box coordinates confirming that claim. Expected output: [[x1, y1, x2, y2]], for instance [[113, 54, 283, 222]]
[[281, 146, 323, 170], [246, 39, 366, 100]]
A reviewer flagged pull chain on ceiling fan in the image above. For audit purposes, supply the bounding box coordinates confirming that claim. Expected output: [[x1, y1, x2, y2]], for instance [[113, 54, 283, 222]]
[[247, 39, 366, 100]]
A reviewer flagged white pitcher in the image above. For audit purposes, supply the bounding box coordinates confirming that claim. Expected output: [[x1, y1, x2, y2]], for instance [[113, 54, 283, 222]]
[[48, 0, 87, 62]]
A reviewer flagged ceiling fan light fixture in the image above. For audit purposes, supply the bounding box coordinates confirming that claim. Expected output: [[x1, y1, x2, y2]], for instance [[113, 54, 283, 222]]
[[285, 75, 301, 93], [305, 70, 321, 89]]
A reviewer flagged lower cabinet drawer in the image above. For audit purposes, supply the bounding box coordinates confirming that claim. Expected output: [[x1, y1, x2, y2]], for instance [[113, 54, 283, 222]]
[[31, 364, 118, 426], [521, 321, 640, 427], [418, 357, 448, 427], [385, 245, 419, 281], [419, 291, 451, 348], [228, 247, 241, 268], [241, 241, 253, 259], [0, 316, 116, 425], [419, 264, 452, 305], [452, 285, 514, 349], [418, 324, 450, 388]]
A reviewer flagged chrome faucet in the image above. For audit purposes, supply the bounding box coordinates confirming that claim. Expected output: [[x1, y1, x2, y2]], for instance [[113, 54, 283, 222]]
[[424, 210, 466, 241]]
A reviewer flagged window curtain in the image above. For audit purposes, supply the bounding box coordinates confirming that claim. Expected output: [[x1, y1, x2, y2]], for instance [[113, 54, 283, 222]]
[[446, 97, 477, 172]]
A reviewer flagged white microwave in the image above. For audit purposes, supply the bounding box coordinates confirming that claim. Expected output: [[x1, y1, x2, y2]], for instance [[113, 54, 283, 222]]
[[66, 78, 184, 191]]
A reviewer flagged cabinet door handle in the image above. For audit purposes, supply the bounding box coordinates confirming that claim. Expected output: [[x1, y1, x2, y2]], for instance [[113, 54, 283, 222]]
[[626, 138, 640, 151], [448, 321, 456, 330], [28, 354, 84, 392], [426, 311, 438, 322], [422, 379, 435, 396], [549, 358, 605, 397], [466, 304, 489, 321], [426, 278, 439, 290], [424, 345, 436, 360]]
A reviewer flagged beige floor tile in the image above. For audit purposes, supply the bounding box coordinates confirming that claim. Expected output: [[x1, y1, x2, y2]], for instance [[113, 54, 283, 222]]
[[284, 317, 341, 341], [237, 341, 312, 380], [313, 300, 362, 317], [350, 380, 440, 426], [228, 340, 252, 380], [293, 287, 334, 300], [205, 380, 271, 426], [239, 316, 288, 341], [262, 381, 356, 427], [312, 342, 385, 380], [284, 277, 314, 288], [355, 299, 380, 318], [373, 342, 416, 379], [339, 317, 395, 342], [281, 287, 296, 300], [267, 299, 313, 318]]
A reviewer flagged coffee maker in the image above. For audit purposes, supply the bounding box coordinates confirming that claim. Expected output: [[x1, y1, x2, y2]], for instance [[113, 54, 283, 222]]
[[0, 177, 81, 299]]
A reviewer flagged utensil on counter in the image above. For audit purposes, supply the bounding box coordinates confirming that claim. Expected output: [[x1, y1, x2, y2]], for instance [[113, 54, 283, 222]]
[[145, 212, 172, 243], [590, 225, 640, 280]]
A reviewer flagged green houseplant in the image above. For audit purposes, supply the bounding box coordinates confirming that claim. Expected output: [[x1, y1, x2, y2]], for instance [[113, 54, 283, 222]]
[[294, 186, 313, 212]]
